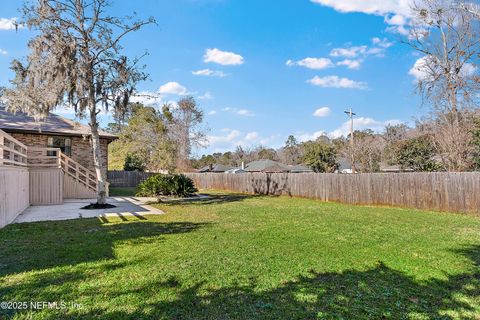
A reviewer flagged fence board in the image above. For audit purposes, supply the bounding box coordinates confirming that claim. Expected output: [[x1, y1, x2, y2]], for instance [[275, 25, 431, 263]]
[[0, 167, 29, 228], [107, 170, 157, 188], [184, 172, 480, 214], [29, 168, 63, 205]]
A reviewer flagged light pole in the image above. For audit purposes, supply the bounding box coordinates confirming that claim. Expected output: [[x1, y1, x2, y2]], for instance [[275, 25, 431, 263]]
[[344, 108, 356, 173]]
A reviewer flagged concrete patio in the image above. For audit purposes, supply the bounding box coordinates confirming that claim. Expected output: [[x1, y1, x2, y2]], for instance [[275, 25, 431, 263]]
[[14, 197, 164, 223]]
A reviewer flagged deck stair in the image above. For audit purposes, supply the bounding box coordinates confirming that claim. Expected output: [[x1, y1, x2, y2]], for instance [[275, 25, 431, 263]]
[[1, 129, 107, 202]]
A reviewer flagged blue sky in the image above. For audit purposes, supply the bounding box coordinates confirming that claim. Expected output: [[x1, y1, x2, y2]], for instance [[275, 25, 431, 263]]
[[0, 0, 427, 156]]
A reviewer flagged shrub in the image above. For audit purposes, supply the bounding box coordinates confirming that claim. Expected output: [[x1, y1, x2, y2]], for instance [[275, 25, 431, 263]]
[[136, 174, 197, 197], [124, 153, 146, 171], [394, 136, 443, 172]]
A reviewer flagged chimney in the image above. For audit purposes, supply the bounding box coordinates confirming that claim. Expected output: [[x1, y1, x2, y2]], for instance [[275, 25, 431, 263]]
[[241, 161, 245, 170]]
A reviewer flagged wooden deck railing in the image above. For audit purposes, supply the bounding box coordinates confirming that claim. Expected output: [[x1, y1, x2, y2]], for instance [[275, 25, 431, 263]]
[[60, 153, 98, 191], [1, 128, 107, 196], [0, 129, 28, 167]]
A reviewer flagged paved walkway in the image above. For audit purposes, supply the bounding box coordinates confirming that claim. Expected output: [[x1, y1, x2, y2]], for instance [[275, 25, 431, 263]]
[[14, 197, 164, 223]]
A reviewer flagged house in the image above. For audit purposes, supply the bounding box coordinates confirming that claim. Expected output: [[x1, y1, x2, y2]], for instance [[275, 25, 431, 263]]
[[0, 107, 118, 226], [380, 164, 414, 172], [289, 164, 313, 173], [0, 107, 116, 174], [335, 157, 355, 174], [225, 168, 246, 174], [244, 159, 291, 173]]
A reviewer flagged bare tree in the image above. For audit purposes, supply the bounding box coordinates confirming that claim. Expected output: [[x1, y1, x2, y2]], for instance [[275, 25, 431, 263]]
[[339, 130, 385, 173], [407, 0, 480, 113], [165, 97, 205, 171], [4, 0, 154, 204], [418, 111, 476, 171], [406, 0, 480, 171]]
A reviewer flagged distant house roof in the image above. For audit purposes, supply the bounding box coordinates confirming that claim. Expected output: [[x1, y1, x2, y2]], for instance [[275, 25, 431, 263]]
[[337, 157, 352, 171], [289, 164, 313, 173], [198, 164, 233, 173], [245, 159, 291, 172], [0, 107, 117, 140], [380, 163, 414, 172]]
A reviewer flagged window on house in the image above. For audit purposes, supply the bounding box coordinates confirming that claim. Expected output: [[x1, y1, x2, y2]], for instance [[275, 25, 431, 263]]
[[47, 137, 72, 157]]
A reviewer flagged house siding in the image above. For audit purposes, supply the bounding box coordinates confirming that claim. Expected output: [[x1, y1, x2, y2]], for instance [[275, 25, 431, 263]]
[[9, 132, 109, 174]]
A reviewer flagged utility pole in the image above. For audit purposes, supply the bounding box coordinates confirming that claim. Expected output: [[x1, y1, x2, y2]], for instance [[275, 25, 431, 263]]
[[344, 108, 356, 174]]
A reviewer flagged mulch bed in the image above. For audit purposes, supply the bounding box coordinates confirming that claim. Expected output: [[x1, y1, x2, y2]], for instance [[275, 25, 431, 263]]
[[80, 203, 117, 210]]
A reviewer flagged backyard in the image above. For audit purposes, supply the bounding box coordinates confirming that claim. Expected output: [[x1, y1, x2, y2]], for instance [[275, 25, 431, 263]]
[[0, 191, 479, 319]]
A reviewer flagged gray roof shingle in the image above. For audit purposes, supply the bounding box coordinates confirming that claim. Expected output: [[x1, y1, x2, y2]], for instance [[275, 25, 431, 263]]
[[0, 107, 116, 140], [245, 160, 291, 172]]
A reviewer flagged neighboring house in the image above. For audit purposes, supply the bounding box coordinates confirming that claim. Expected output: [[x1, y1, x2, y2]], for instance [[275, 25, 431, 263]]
[[289, 164, 313, 173], [245, 159, 291, 173], [245, 160, 316, 173], [225, 168, 246, 174], [380, 164, 414, 173], [198, 164, 233, 173], [0, 107, 116, 174], [336, 157, 354, 174]]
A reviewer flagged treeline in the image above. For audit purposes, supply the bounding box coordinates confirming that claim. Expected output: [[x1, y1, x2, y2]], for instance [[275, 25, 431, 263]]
[[108, 101, 480, 173], [108, 97, 205, 172], [192, 110, 480, 173]]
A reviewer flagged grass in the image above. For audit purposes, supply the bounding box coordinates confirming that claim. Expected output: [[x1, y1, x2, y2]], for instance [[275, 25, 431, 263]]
[[109, 187, 137, 197], [0, 191, 479, 319]]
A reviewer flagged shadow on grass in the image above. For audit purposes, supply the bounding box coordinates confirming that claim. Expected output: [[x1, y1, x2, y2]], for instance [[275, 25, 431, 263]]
[[0, 219, 209, 278], [2, 245, 479, 319], [158, 193, 260, 206]]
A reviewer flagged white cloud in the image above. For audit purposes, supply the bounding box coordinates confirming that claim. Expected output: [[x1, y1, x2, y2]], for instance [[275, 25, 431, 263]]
[[198, 91, 213, 100], [337, 59, 361, 70], [0, 18, 23, 31], [207, 110, 217, 116], [329, 117, 402, 138], [330, 46, 367, 58], [298, 130, 328, 142], [313, 107, 331, 117], [203, 48, 244, 66], [205, 128, 279, 152], [192, 69, 227, 77], [409, 56, 477, 83], [330, 38, 393, 60], [372, 37, 393, 49], [0, 49, 7, 55], [462, 63, 478, 77], [308, 75, 368, 90], [245, 132, 259, 141], [286, 57, 334, 70], [158, 82, 188, 95], [408, 56, 430, 82], [207, 128, 242, 146], [295, 118, 404, 143], [236, 108, 254, 116], [220, 107, 255, 117], [310, 1, 414, 37], [309, 0, 412, 17], [384, 14, 407, 26]]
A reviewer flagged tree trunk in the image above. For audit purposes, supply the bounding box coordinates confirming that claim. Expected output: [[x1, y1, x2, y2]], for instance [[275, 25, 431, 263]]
[[90, 112, 107, 205]]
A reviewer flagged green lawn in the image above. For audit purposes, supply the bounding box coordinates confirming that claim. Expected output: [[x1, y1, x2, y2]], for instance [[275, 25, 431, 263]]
[[1, 191, 479, 319], [109, 187, 137, 197]]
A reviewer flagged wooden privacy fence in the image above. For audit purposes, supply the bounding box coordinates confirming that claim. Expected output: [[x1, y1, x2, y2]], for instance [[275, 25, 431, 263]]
[[186, 172, 480, 214], [107, 170, 157, 187]]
